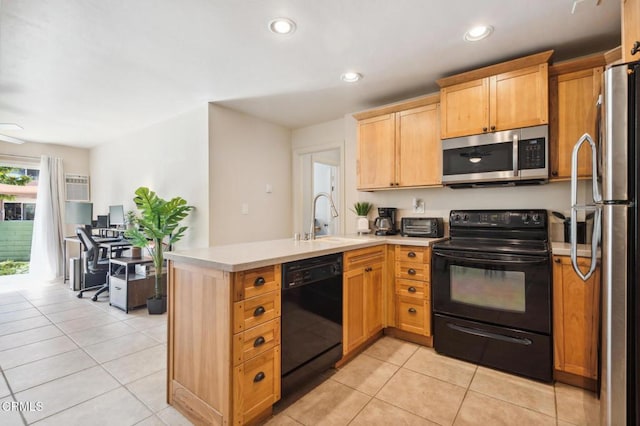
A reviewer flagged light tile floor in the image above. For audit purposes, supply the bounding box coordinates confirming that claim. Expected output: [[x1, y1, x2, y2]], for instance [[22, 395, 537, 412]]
[[0, 274, 600, 425], [0, 274, 190, 425]]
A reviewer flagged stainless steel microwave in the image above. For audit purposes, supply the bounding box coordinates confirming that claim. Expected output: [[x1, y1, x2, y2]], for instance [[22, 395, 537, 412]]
[[441, 125, 548, 187]]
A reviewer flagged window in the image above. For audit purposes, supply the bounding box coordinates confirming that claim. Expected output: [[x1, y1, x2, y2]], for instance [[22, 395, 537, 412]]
[[3, 202, 36, 221]]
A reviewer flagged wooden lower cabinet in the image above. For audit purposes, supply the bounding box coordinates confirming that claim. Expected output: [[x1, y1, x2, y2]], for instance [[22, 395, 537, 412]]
[[343, 246, 386, 356], [167, 261, 281, 426], [552, 255, 600, 383], [393, 246, 432, 338]]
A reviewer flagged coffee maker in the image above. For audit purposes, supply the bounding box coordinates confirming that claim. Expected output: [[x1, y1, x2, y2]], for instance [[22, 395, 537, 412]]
[[374, 207, 397, 236]]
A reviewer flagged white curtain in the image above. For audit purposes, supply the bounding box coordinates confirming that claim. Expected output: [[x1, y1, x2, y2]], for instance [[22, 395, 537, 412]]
[[29, 156, 65, 281]]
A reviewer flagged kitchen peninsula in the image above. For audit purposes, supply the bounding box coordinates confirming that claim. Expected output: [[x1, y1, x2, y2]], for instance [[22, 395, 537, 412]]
[[164, 235, 444, 425]]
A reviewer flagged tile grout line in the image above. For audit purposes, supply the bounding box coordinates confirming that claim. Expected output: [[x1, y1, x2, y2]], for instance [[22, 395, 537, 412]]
[[0, 364, 29, 425], [450, 365, 477, 425], [17, 294, 168, 424]]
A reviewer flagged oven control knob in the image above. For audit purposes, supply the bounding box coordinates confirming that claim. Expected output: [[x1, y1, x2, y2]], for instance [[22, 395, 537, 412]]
[[532, 213, 540, 222], [522, 214, 530, 222], [453, 214, 461, 222], [463, 214, 469, 222]]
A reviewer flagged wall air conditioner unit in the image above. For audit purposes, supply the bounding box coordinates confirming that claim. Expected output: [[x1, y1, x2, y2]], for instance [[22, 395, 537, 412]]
[[65, 174, 90, 201]]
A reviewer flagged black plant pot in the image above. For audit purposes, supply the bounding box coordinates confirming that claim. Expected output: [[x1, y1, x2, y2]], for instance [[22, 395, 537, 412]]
[[147, 296, 167, 315]]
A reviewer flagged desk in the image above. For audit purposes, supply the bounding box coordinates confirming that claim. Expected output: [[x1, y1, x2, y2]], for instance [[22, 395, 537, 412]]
[[100, 240, 133, 258], [93, 227, 126, 238], [63, 235, 120, 283], [109, 256, 157, 313]]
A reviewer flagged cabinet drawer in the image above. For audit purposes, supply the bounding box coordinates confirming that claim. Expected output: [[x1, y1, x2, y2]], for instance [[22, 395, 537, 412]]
[[344, 246, 385, 271], [109, 277, 127, 310], [395, 246, 430, 264], [396, 296, 431, 336], [395, 278, 430, 300], [233, 290, 281, 334], [234, 265, 281, 301], [233, 318, 280, 366], [395, 262, 430, 281], [233, 346, 280, 425]]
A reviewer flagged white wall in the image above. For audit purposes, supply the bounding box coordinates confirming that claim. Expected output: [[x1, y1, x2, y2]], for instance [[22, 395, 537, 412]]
[[0, 140, 90, 175], [209, 105, 292, 245], [293, 114, 576, 238], [90, 105, 209, 250]]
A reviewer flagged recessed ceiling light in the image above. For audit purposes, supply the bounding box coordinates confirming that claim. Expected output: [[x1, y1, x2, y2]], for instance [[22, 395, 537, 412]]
[[464, 25, 494, 42], [341, 72, 363, 83], [0, 123, 23, 131], [269, 18, 296, 35]]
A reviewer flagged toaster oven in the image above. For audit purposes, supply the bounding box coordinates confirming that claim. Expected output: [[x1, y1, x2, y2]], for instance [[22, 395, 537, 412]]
[[401, 217, 444, 238]]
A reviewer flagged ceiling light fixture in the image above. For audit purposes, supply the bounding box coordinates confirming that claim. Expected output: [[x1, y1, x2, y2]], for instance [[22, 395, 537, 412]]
[[464, 25, 494, 42], [269, 17, 296, 35], [341, 72, 363, 83], [0, 123, 23, 131]]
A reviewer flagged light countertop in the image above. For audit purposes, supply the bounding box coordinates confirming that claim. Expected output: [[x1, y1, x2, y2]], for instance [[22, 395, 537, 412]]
[[165, 234, 447, 272], [551, 242, 599, 258]]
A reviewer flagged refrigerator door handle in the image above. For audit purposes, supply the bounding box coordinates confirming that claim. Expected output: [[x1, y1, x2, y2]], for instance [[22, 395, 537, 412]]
[[570, 133, 601, 281]]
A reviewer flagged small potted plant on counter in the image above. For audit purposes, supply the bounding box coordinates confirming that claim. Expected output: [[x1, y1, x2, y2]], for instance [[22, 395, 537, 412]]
[[351, 201, 373, 234], [125, 187, 193, 314]]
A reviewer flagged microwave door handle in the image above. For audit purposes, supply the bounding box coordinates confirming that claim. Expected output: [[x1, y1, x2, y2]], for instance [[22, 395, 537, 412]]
[[512, 134, 519, 176]]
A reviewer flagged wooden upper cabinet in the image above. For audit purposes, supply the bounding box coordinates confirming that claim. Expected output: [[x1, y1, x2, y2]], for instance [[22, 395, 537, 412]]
[[553, 256, 600, 380], [357, 114, 395, 190], [440, 78, 489, 138], [355, 95, 441, 190], [623, 0, 640, 63], [549, 65, 603, 180], [438, 50, 552, 140], [492, 64, 549, 130], [397, 104, 441, 187]]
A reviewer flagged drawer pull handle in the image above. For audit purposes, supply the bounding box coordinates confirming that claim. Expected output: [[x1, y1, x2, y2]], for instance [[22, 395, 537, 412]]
[[408, 268, 416, 275], [254, 277, 266, 287], [407, 251, 416, 258], [253, 372, 266, 383], [253, 306, 266, 317], [408, 307, 417, 314], [408, 286, 417, 293], [115, 286, 121, 290], [253, 336, 266, 347], [554, 258, 561, 263]]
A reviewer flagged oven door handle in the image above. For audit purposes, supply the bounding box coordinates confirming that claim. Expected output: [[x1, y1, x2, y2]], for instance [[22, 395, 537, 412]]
[[432, 250, 548, 265], [447, 323, 532, 346]]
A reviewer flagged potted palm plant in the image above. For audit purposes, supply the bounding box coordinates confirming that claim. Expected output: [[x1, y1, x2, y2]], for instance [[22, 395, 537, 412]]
[[125, 187, 193, 314]]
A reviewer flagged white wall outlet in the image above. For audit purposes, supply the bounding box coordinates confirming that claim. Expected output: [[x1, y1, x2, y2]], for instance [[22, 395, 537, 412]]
[[266, 184, 273, 193], [241, 203, 249, 215], [413, 198, 425, 214]]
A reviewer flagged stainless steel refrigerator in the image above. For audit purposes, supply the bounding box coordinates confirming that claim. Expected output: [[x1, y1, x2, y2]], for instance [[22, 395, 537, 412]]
[[570, 61, 639, 425]]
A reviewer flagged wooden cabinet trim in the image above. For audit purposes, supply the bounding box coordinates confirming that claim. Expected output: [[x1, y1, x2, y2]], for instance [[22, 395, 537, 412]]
[[548, 52, 607, 76], [353, 93, 440, 121], [437, 50, 554, 88]]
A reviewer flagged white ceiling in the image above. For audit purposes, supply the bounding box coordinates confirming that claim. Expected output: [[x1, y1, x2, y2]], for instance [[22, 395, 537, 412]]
[[0, 0, 621, 148]]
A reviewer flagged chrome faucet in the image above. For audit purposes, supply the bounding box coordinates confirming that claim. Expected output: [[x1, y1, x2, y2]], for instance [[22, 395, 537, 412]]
[[310, 192, 339, 240]]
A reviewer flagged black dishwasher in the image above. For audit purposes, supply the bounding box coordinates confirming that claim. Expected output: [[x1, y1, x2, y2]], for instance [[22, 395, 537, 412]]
[[281, 253, 343, 398]]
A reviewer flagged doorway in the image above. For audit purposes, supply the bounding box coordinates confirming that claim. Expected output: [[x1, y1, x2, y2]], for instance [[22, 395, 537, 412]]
[[293, 145, 344, 238]]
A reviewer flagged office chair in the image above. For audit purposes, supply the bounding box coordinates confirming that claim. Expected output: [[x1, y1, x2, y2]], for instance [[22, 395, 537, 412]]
[[76, 226, 110, 301]]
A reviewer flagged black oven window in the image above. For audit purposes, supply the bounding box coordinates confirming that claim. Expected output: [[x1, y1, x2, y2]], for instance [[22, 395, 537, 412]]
[[450, 265, 526, 313]]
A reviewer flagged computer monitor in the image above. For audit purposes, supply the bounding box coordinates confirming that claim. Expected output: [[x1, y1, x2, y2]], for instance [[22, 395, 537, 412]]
[[109, 205, 125, 226], [96, 215, 109, 228], [65, 202, 93, 228]]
